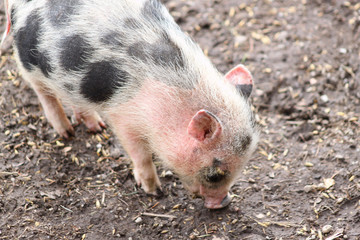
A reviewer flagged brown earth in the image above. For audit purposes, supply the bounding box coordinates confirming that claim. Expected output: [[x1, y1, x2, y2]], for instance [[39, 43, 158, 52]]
[[0, 0, 359, 239]]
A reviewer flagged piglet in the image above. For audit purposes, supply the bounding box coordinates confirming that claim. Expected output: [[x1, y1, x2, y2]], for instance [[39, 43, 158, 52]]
[[4, 0, 259, 209]]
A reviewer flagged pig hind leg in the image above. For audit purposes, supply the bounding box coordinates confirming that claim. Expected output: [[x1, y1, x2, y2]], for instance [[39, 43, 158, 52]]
[[73, 108, 106, 132], [28, 79, 74, 138]]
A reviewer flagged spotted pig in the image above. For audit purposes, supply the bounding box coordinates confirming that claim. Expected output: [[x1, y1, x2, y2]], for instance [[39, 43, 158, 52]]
[[4, 0, 259, 209]]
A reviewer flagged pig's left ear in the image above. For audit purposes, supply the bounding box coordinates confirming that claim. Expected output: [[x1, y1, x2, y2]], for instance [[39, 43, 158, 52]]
[[187, 110, 222, 142], [225, 64, 253, 98]]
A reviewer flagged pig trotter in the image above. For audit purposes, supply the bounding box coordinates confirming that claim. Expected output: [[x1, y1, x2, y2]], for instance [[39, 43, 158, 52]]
[[63, 128, 75, 139], [155, 187, 164, 197], [73, 108, 106, 132], [133, 161, 162, 195]]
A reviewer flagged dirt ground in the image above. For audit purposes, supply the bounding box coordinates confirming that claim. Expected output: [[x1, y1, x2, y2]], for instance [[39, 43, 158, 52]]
[[1, 0, 359, 239]]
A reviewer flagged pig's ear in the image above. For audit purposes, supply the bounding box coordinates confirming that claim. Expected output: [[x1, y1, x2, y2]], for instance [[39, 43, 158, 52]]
[[187, 110, 222, 142], [225, 64, 253, 98]]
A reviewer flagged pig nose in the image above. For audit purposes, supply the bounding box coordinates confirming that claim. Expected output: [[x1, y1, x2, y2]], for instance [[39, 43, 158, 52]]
[[204, 193, 232, 209]]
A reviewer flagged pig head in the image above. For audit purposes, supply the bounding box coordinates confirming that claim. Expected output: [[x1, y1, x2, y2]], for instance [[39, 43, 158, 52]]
[[153, 65, 258, 209]]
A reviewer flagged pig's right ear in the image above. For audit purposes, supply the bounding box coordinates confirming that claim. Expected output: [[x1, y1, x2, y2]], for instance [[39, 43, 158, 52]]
[[187, 110, 222, 142], [225, 64, 253, 98]]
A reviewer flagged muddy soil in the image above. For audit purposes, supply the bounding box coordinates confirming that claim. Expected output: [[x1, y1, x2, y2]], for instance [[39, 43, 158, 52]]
[[0, 0, 359, 239]]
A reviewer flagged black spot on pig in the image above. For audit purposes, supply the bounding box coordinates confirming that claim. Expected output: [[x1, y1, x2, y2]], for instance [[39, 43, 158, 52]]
[[233, 134, 252, 155], [15, 11, 41, 71], [150, 33, 184, 68], [101, 32, 125, 48], [15, 11, 53, 77], [60, 34, 93, 72], [10, 7, 16, 27], [235, 84, 253, 99], [142, 0, 166, 22], [80, 61, 128, 102], [124, 18, 141, 29], [47, 0, 80, 26], [127, 41, 150, 62], [128, 34, 184, 69], [64, 83, 74, 92], [38, 51, 53, 77]]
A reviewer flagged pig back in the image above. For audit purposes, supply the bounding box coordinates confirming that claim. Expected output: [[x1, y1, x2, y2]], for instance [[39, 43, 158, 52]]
[[10, 0, 205, 109]]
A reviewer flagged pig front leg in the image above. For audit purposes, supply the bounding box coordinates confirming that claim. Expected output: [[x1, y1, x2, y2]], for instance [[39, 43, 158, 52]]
[[73, 108, 106, 132], [29, 80, 75, 139], [115, 128, 161, 195]]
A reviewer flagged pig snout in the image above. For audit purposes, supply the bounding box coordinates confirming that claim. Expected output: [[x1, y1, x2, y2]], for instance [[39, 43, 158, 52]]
[[199, 185, 232, 209], [204, 192, 232, 209]]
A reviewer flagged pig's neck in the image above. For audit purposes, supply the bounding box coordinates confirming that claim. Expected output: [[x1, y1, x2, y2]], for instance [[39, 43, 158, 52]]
[[107, 78, 206, 174]]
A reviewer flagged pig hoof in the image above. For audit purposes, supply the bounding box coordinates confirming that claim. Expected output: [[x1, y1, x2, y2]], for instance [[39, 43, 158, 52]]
[[73, 110, 106, 133], [147, 187, 163, 197], [82, 116, 106, 132], [65, 128, 75, 138], [143, 187, 163, 198], [134, 170, 162, 196], [57, 124, 75, 139], [155, 187, 164, 197], [142, 184, 162, 196], [85, 120, 106, 133], [136, 181, 162, 196]]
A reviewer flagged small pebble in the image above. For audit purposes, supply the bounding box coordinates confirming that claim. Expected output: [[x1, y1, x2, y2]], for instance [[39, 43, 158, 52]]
[[320, 95, 329, 103], [234, 35, 247, 46], [304, 185, 314, 193], [304, 162, 314, 167], [268, 172, 275, 178], [256, 213, 266, 219], [135, 217, 142, 224], [335, 154, 345, 161], [316, 183, 326, 191], [165, 170, 174, 177], [339, 48, 347, 54], [309, 78, 317, 85], [322, 224, 333, 234]]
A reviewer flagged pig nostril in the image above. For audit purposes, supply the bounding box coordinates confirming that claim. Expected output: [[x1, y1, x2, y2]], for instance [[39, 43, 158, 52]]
[[206, 173, 224, 183], [203, 166, 228, 184]]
